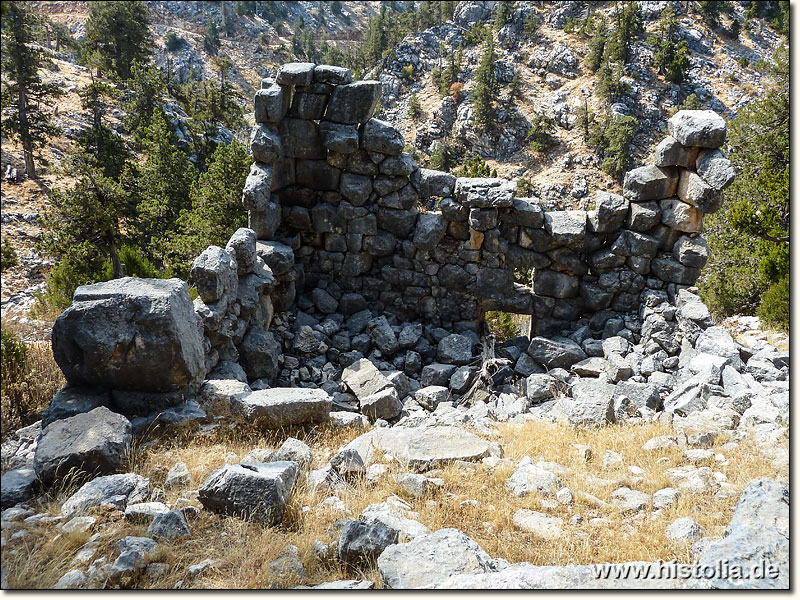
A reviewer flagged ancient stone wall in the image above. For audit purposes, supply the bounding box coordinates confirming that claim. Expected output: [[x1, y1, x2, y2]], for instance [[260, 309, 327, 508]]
[[243, 62, 733, 337]]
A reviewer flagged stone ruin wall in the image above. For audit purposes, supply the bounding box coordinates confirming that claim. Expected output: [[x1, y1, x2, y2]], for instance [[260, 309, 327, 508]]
[[210, 61, 732, 360]]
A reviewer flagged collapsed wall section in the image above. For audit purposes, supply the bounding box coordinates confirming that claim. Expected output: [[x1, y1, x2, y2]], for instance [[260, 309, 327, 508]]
[[243, 62, 733, 336]]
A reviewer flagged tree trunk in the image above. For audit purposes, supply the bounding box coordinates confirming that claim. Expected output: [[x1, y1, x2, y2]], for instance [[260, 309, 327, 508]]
[[108, 234, 124, 279], [17, 84, 36, 179]]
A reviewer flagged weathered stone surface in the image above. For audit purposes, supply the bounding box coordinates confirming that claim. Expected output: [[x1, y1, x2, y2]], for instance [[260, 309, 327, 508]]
[[361, 118, 404, 155], [673, 235, 709, 268], [274, 438, 313, 474], [288, 91, 328, 120], [666, 517, 704, 543], [279, 118, 326, 159], [667, 110, 727, 148], [506, 459, 562, 497], [190, 246, 238, 305], [313, 64, 352, 85], [377, 528, 494, 589], [295, 159, 341, 191], [436, 334, 473, 366], [256, 241, 294, 276], [627, 201, 661, 231], [654, 136, 699, 168], [659, 198, 704, 233], [41, 387, 111, 428], [61, 473, 150, 519], [276, 62, 315, 86], [609, 486, 651, 512], [1, 468, 37, 509], [239, 326, 282, 382], [533, 271, 579, 299], [231, 388, 331, 427], [418, 169, 456, 197], [164, 462, 192, 490], [341, 358, 393, 400], [526, 373, 558, 402], [512, 197, 545, 228], [254, 84, 289, 123], [558, 379, 616, 427], [695, 478, 788, 589], [588, 192, 627, 233], [650, 257, 700, 285], [325, 81, 382, 124], [361, 387, 403, 421], [527, 337, 587, 370], [543, 211, 586, 247], [412, 213, 447, 250], [124, 502, 170, 524], [513, 509, 564, 540], [319, 121, 359, 154], [53, 278, 204, 393], [339, 520, 398, 567], [695, 149, 735, 191], [677, 170, 723, 214], [34, 407, 132, 484], [250, 123, 282, 163], [454, 178, 516, 208], [343, 426, 490, 469], [361, 501, 431, 541], [199, 461, 298, 524], [415, 385, 450, 411], [339, 172, 372, 204], [623, 165, 678, 202]]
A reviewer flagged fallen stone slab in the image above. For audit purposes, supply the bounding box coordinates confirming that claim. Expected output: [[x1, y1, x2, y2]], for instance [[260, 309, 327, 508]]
[[512, 509, 564, 540], [198, 461, 298, 525], [61, 473, 150, 519], [34, 407, 132, 485], [506, 458, 562, 497], [230, 388, 331, 427], [377, 528, 495, 589], [342, 426, 491, 470], [148, 509, 190, 542], [341, 358, 394, 400], [361, 500, 431, 542], [124, 502, 170, 524]]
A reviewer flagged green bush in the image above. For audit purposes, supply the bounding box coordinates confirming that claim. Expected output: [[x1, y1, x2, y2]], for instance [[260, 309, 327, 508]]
[[485, 311, 518, 342], [527, 114, 558, 152], [1, 330, 28, 383], [34, 260, 97, 316], [1, 238, 18, 271], [455, 155, 497, 178], [100, 244, 163, 281], [165, 31, 186, 52], [756, 276, 789, 330]]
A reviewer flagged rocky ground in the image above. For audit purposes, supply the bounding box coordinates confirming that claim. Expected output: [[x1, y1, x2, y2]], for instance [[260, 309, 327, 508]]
[[0, 280, 789, 589]]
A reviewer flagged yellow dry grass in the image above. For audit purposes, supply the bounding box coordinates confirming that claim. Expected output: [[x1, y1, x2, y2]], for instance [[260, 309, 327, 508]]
[[2, 413, 785, 589]]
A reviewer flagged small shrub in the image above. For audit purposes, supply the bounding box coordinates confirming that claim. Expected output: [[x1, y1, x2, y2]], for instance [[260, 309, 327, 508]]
[[1, 238, 18, 271], [100, 245, 163, 281], [737, 55, 749, 68], [527, 113, 558, 152], [485, 311, 518, 342], [1, 330, 28, 383], [401, 64, 414, 80], [757, 276, 789, 330], [680, 93, 702, 110], [455, 155, 497, 178], [408, 94, 422, 120], [165, 31, 186, 52], [516, 178, 536, 197]]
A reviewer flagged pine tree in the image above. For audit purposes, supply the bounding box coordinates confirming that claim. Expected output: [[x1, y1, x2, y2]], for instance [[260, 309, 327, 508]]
[[135, 110, 197, 267], [78, 76, 129, 179], [408, 93, 422, 120], [83, 1, 151, 80], [123, 60, 166, 145], [203, 16, 221, 55], [1, 1, 64, 178], [649, 5, 691, 83], [40, 150, 133, 284], [494, 0, 515, 30], [472, 33, 497, 134], [171, 140, 251, 271]]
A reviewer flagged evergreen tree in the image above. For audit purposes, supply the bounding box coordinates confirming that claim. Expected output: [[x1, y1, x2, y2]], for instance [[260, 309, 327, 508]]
[[83, 1, 151, 80], [1, 1, 64, 178], [78, 77, 130, 180], [472, 33, 497, 134], [605, 1, 642, 64], [203, 16, 221, 55], [171, 140, 251, 271], [584, 18, 607, 72], [526, 113, 557, 152], [408, 93, 422, 120], [649, 5, 691, 83], [696, 1, 732, 27], [123, 60, 166, 145], [135, 110, 197, 267], [40, 150, 133, 284], [494, 0, 515, 30], [220, 1, 235, 35], [588, 113, 638, 180]]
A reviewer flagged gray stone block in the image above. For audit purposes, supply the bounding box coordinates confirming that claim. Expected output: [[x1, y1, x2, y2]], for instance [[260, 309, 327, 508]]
[[667, 110, 727, 148], [325, 81, 382, 124], [276, 62, 316, 86]]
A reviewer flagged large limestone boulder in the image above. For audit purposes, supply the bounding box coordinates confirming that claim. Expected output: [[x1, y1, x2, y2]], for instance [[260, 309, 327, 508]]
[[34, 406, 132, 485], [667, 110, 727, 148], [52, 278, 205, 393]]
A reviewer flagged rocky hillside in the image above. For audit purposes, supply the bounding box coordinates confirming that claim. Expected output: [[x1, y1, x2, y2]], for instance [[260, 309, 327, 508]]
[[0, 1, 787, 319]]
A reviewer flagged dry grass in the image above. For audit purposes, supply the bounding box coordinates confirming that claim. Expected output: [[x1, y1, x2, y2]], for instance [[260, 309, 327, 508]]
[[2, 413, 785, 589], [0, 319, 64, 440]]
